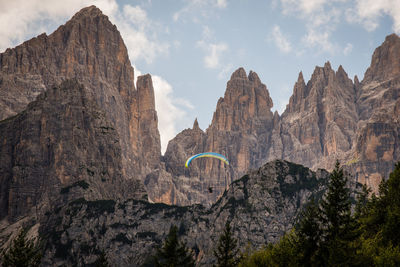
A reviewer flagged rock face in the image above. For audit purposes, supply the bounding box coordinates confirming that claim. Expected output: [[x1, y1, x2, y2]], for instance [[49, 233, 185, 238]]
[[349, 34, 400, 192], [0, 6, 160, 220], [276, 62, 359, 171], [0, 80, 146, 223], [157, 35, 400, 205], [39, 160, 329, 266], [157, 69, 275, 205]]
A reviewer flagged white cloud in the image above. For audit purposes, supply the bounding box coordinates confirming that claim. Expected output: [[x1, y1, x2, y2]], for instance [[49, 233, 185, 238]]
[[0, 0, 169, 64], [197, 26, 229, 69], [278, 0, 343, 54], [218, 63, 234, 80], [348, 0, 400, 33], [122, 5, 148, 29], [271, 25, 292, 53], [152, 75, 192, 154], [216, 0, 228, 8], [302, 29, 335, 53], [199, 42, 228, 69], [0, 0, 118, 52], [343, 43, 353, 55], [280, 0, 327, 15], [172, 0, 227, 23]]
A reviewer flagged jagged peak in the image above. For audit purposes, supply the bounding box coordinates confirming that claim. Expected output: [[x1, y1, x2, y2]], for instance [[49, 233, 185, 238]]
[[193, 118, 200, 130], [230, 67, 247, 80], [324, 61, 332, 70], [336, 65, 349, 79], [354, 75, 359, 84], [248, 70, 261, 84], [137, 74, 152, 86], [384, 33, 400, 43], [70, 5, 105, 21], [296, 71, 305, 85], [363, 33, 400, 83]]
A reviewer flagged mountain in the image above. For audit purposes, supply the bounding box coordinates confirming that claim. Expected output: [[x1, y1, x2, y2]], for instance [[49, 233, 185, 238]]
[[156, 35, 400, 206], [0, 6, 160, 222], [0, 5, 399, 265], [0, 80, 146, 222], [39, 160, 329, 266]]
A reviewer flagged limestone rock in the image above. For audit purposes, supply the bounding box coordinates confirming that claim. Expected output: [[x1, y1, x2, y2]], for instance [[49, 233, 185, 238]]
[[39, 160, 330, 266], [0, 80, 146, 222], [160, 68, 275, 206], [0, 5, 160, 192]]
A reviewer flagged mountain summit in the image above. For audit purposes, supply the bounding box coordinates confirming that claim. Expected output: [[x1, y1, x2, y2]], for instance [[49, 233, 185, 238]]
[[0, 6, 160, 221]]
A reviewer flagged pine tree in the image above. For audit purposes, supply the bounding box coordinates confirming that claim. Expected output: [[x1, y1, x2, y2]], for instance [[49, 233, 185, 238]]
[[1, 228, 42, 267], [214, 222, 240, 267], [154, 225, 195, 267], [295, 198, 322, 266], [94, 250, 109, 267], [318, 161, 357, 265]]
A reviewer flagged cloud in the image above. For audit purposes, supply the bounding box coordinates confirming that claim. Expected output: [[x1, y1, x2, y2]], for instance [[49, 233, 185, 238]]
[[173, 0, 227, 22], [216, 0, 228, 8], [197, 26, 229, 69], [302, 29, 335, 54], [0, 0, 169, 64], [0, 0, 118, 52], [152, 75, 192, 154], [280, 0, 327, 15], [348, 0, 400, 33], [198, 41, 228, 69], [278, 0, 344, 54], [271, 25, 292, 53], [343, 43, 353, 55]]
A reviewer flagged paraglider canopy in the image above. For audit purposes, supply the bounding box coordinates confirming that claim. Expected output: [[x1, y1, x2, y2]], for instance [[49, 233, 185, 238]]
[[185, 152, 229, 168]]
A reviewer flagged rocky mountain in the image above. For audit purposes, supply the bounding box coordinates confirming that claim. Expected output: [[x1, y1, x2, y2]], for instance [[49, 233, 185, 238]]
[[0, 6, 160, 222], [0, 5, 399, 265], [39, 160, 329, 266], [0, 80, 146, 224], [157, 35, 400, 205]]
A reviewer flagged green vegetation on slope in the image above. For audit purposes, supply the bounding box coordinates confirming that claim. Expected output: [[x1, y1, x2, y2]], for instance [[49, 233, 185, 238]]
[[239, 162, 400, 266]]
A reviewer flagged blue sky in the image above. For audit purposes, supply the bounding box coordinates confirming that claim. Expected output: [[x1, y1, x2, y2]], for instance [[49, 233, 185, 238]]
[[0, 0, 398, 153]]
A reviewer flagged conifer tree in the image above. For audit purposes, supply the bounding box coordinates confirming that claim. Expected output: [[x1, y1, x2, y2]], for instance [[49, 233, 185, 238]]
[[214, 222, 240, 267], [1, 228, 42, 267], [154, 225, 195, 267], [295, 198, 322, 266], [94, 250, 109, 267], [318, 161, 357, 265]]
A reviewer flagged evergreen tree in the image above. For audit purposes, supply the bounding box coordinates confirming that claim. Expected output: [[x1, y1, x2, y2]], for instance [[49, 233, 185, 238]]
[[1, 228, 42, 267], [214, 222, 240, 267], [94, 250, 109, 267], [295, 198, 322, 266], [318, 161, 358, 265], [154, 225, 195, 267]]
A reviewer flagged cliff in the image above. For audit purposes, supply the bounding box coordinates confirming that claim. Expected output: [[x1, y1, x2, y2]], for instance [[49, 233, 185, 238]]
[[0, 6, 160, 221], [157, 35, 400, 205], [39, 160, 330, 266], [0, 5, 160, 191], [0, 80, 147, 223]]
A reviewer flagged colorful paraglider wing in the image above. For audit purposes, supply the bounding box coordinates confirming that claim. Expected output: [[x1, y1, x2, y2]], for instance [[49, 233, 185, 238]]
[[185, 152, 229, 168]]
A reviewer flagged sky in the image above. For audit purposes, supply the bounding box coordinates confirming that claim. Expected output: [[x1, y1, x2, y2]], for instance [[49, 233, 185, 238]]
[[0, 0, 398, 153]]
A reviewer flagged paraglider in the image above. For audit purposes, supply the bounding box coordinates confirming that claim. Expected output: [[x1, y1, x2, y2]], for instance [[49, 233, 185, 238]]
[[185, 152, 229, 168]]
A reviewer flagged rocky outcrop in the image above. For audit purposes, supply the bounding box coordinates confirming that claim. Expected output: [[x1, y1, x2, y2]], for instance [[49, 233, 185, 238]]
[[349, 34, 400, 192], [157, 69, 275, 205], [0, 6, 160, 201], [277, 62, 359, 171], [158, 35, 400, 204], [0, 80, 146, 222], [39, 160, 329, 266]]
